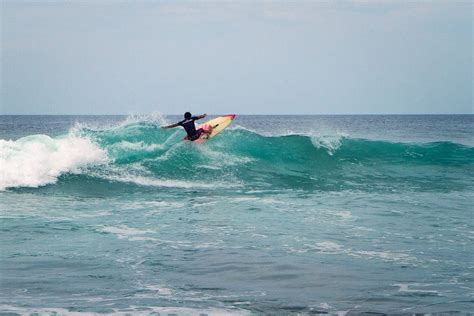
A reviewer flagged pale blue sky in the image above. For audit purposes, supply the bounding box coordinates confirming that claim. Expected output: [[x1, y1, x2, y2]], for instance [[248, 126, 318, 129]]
[[1, 0, 472, 114]]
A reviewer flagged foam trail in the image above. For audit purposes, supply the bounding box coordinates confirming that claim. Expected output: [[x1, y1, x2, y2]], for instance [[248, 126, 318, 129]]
[[0, 134, 108, 191]]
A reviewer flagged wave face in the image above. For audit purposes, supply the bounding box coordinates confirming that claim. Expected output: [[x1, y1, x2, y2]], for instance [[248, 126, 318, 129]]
[[1, 118, 472, 192]]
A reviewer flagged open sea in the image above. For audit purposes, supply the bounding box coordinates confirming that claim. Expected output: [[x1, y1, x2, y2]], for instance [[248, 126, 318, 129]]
[[0, 114, 473, 315]]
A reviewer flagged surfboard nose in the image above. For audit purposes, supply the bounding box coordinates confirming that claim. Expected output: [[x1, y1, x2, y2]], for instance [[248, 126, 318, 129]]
[[226, 114, 236, 120]]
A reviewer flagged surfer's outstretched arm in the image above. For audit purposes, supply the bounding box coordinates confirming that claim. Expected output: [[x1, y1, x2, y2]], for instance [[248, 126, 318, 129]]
[[195, 114, 207, 120], [161, 123, 180, 129]]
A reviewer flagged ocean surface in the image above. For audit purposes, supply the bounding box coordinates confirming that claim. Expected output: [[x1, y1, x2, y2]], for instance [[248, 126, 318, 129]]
[[1, 114, 473, 315]]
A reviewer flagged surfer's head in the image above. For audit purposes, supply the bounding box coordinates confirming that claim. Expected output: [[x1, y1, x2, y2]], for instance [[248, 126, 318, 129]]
[[184, 112, 192, 119]]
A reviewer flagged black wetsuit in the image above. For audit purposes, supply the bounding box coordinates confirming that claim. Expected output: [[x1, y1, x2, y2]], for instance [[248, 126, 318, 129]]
[[178, 116, 203, 141]]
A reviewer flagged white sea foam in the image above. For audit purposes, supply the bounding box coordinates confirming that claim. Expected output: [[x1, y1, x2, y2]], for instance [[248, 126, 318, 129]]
[[351, 250, 416, 264], [333, 210, 352, 219], [143, 284, 173, 296], [0, 304, 251, 316], [122, 112, 169, 126], [97, 225, 158, 241], [393, 283, 440, 295], [310, 133, 346, 155], [0, 135, 108, 191], [126, 200, 186, 210], [98, 225, 155, 235], [311, 241, 344, 253], [69, 112, 168, 138], [122, 306, 251, 316], [111, 140, 164, 152], [317, 302, 332, 309], [296, 241, 418, 265]]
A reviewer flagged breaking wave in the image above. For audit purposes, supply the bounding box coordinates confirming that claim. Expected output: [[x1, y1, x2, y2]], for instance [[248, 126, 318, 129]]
[[0, 134, 108, 190], [1, 118, 472, 192]]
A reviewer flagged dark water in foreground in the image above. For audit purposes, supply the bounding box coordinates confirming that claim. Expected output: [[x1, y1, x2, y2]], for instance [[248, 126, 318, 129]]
[[1, 115, 473, 315]]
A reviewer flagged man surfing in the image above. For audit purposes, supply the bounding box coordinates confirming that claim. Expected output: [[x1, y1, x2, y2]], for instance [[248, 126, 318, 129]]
[[161, 112, 212, 141]]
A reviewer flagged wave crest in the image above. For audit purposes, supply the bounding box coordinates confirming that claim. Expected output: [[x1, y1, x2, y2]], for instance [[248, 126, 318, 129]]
[[0, 134, 108, 191]]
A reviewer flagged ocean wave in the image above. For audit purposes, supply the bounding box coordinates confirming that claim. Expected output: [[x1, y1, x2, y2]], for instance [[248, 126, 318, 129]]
[[1, 117, 472, 191], [0, 134, 108, 191], [71, 118, 474, 168]]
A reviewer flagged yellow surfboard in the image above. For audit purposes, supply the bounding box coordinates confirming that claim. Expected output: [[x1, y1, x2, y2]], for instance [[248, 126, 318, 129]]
[[186, 114, 236, 142]]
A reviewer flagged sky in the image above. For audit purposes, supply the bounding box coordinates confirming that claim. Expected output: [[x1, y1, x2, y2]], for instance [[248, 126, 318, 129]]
[[1, 0, 472, 115]]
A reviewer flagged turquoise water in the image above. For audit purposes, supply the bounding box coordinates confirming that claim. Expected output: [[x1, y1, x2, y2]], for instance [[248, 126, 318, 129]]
[[1, 115, 473, 315]]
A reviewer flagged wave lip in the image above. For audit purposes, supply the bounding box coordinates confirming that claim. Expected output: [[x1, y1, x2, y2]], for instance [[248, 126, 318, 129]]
[[0, 134, 108, 191]]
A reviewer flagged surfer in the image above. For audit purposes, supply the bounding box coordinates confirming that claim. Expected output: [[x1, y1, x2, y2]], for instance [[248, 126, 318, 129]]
[[161, 112, 212, 141]]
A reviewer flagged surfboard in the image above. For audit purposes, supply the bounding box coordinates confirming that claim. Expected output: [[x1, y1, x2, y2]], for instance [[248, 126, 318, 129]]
[[185, 114, 236, 143]]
